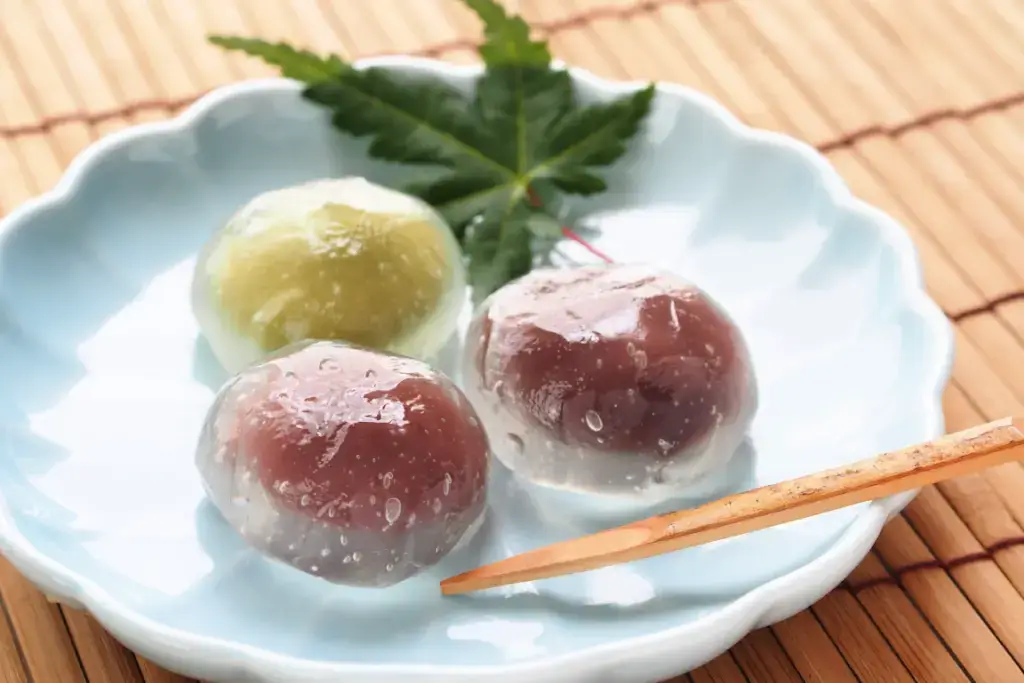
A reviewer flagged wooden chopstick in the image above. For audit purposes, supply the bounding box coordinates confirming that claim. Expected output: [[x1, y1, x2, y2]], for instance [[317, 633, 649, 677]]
[[440, 417, 1024, 596]]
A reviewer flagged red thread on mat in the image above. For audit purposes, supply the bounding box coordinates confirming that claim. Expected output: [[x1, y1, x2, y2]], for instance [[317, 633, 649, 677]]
[[0, 95, 201, 137], [408, 0, 727, 58], [0, 8, 1021, 148], [842, 537, 1024, 593], [0, 0, 726, 138], [949, 291, 1024, 322], [816, 92, 1024, 153]]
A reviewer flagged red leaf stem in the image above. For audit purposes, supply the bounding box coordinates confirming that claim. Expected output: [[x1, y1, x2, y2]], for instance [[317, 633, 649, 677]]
[[525, 186, 614, 264]]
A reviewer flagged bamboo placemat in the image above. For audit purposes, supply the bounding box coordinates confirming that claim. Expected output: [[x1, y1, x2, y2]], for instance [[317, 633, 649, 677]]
[[0, 0, 1022, 681]]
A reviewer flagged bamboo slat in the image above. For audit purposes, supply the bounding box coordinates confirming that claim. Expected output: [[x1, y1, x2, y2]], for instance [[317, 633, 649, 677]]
[[0, 1, 1022, 681]]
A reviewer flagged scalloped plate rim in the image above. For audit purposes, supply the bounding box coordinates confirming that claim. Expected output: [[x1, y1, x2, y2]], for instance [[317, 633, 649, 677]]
[[0, 56, 954, 682]]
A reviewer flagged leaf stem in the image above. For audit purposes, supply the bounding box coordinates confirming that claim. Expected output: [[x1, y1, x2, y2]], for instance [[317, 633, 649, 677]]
[[526, 186, 613, 264], [559, 226, 614, 263]]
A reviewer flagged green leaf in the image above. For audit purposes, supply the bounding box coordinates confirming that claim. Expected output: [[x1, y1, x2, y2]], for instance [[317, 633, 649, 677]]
[[538, 84, 657, 194], [464, 0, 551, 67], [408, 172, 509, 232], [524, 211, 566, 240], [471, 66, 575, 173], [304, 70, 504, 175], [208, 36, 344, 84], [209, 3, 658, 301], [209, 37, 507, 176], [462, 194, 536, 303], [416, 80, 655, 219], [465, 0, 573, 173]]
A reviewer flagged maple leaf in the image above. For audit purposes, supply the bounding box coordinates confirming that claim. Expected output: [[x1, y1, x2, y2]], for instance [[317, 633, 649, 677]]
[[207, 37, 345, 83], [210, 0, 655, 302]]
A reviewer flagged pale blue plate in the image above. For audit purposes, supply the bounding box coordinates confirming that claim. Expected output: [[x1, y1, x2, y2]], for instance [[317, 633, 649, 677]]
[[0, 57, 953, 683]]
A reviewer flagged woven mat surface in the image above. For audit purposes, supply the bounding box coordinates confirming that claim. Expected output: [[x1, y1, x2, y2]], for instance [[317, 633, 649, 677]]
[[1, 0, 1023, 681]]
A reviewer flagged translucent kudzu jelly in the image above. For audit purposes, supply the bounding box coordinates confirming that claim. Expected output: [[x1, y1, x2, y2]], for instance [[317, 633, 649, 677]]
[[192, 177, 466, 375], [196, 340, 490, 587], [462, 264, 758, 501]]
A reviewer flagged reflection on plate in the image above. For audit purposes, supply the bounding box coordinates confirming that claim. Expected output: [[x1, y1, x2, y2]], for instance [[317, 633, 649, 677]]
[[0, 57, 952, 683]]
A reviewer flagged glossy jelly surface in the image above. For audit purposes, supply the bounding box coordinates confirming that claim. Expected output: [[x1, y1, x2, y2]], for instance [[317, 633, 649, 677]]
[[462, 264, 758, 500], [192, 177, 466, 374], [195, 340, 490, 587]]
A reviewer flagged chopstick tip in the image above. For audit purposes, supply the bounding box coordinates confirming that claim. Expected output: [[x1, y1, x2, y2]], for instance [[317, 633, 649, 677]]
[[439, 571, 485, 596]]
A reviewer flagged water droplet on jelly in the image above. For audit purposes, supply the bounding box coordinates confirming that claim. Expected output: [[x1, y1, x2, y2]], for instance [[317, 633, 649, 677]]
[[443, 472, 452, 495], [339, 534, 348, 546], [382, 471, 393, 489], [320, 548, 330, 557], [300, 494, 311, 507], [319, 358, 338, 371], [658, 438, 672, 452], [385, 497, 402, 525], [352, 551, 363, 562], [585, 410, 604, 432], [634, 350, 648, 369], [386, 563, 395, 572], [365, 369, 377, 379]]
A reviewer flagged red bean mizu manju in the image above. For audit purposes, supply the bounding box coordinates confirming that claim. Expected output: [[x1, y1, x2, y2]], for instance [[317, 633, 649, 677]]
[[195, 340, 490, 587], [462, 264, 757, 501]]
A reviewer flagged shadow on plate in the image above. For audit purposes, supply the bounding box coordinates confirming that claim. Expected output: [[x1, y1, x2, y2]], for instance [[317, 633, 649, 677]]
[[184, 483, 732, 654], [191, 336, 231, 393], [492, 438, 759, 537]]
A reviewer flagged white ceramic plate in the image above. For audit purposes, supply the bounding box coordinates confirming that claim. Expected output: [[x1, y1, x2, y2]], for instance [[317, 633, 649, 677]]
[[0, 57, 953, 683]]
